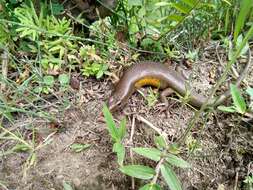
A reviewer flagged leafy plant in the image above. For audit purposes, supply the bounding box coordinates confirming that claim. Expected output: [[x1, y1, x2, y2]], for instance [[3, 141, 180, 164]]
[[70, 143, 91, 153], [102, 104, 191, 190], [138, 88, 159, 107], [0, 125, 53, 176], [218, 84, 248, 114], [243, 174, 253, 190], [80, 45, 109, 79], [102, 104, 126, 166]]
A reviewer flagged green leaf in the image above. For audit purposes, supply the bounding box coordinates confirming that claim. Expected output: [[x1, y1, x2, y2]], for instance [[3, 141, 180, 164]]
[[166, 14, 184, 22], [236, 35, 249, 56], [182, 0, 197, 7], [154, 135, 167, 150], [58, 74, 70, 86], [118, 117, 127, 140], [12, 143, 30, 152], [129, 22, 139, 34], [139, 183, 162, 190], [132, 147, 162, 161], [102, 104, 119, 142], [113, 142, 125, 166], [161, 164, 182, 190], [119, 165, 155, 180], [51, 3, 64, 15], [230, 84, 246, 114], [43, 75, 54, 86], [128, 0, 143, 6], [246, 87, 253, 98], [171, 2, 191, 14], [63, 181, 74, 190], [70, 143, 91, 153], [165, 154, 191, 168], [155, 2, 170, 7], [217, 106, 236, 113], [96, 70, 104, 79], [234, 0, 252, 41]]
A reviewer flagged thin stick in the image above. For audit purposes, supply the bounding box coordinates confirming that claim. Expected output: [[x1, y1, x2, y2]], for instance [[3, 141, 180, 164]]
[[151, 158, 164, 184], [136, 115, 167, 140], [234, 170, 239, 190], [129, 116, 135, 190], [1, 49, 8, 93]]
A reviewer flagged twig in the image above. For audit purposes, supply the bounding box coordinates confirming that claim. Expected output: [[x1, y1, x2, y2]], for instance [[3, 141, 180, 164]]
[[136, 115, 167, 141], [234, 169, 239, 190], [129, 116, 135, 190], [1, 49, 8, 93], [151, 158, 164, 184]]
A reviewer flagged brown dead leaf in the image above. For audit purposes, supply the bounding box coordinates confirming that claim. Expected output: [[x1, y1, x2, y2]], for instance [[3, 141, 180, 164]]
[[16, 65, 30, 84], [209, 66, 217, 84]]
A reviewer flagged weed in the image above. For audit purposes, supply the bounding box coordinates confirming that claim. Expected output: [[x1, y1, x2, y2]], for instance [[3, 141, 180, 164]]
[[218, 84, 252, 115], [70, 143, 91, 153], [243, 174, 253, 190], [0, 125, 54, 178], [102, 104, 190, 190]]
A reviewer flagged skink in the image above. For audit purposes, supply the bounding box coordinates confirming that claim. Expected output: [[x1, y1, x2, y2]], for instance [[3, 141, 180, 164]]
[[108, 50, 251, 112]]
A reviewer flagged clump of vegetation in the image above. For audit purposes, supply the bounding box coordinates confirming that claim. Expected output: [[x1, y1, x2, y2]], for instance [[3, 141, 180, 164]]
[[103, 104, 191, 190]]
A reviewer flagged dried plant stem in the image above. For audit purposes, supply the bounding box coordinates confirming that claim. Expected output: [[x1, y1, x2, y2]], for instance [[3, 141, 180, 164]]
[[1, 49, 8, 93], [136, 115, 167, 141], [129, 116, 135, 190]]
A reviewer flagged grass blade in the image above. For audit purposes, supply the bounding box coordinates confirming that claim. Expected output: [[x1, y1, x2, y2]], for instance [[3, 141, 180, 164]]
[[234, 0, 252, 41], [102, 104, 119, 142], [230, 84, 246, 114]]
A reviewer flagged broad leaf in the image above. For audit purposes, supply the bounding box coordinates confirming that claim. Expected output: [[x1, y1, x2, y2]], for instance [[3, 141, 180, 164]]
[[58, 74, 69, 86], [165, 154, 191, 168], [119, 165, 155, 180], [230, 84, 246, 114], [154, 135, 167, 150], [161, 164, 182, 190], [217, 106, 236, 113], [63, 181, 74, 190], [113, 142, 125, 166], [132, 147, 162, 161], [102, 104, 119, 142], [43, 75, 54, 86], [246, 87, 253, 98]]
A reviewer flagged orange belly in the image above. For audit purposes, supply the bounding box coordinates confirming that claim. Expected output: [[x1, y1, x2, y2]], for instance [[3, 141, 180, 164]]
[[134, 77, 161, 88]]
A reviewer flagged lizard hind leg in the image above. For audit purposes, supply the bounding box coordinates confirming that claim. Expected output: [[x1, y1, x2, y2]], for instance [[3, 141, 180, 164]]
[[158, 88, 175, 114]]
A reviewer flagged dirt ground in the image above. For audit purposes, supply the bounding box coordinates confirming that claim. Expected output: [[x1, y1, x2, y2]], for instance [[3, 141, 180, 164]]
[[1, 45, 253, 190]]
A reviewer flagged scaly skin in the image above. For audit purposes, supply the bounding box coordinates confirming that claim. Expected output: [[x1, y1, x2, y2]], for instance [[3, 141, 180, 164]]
[[108, 50, 252, 112]]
